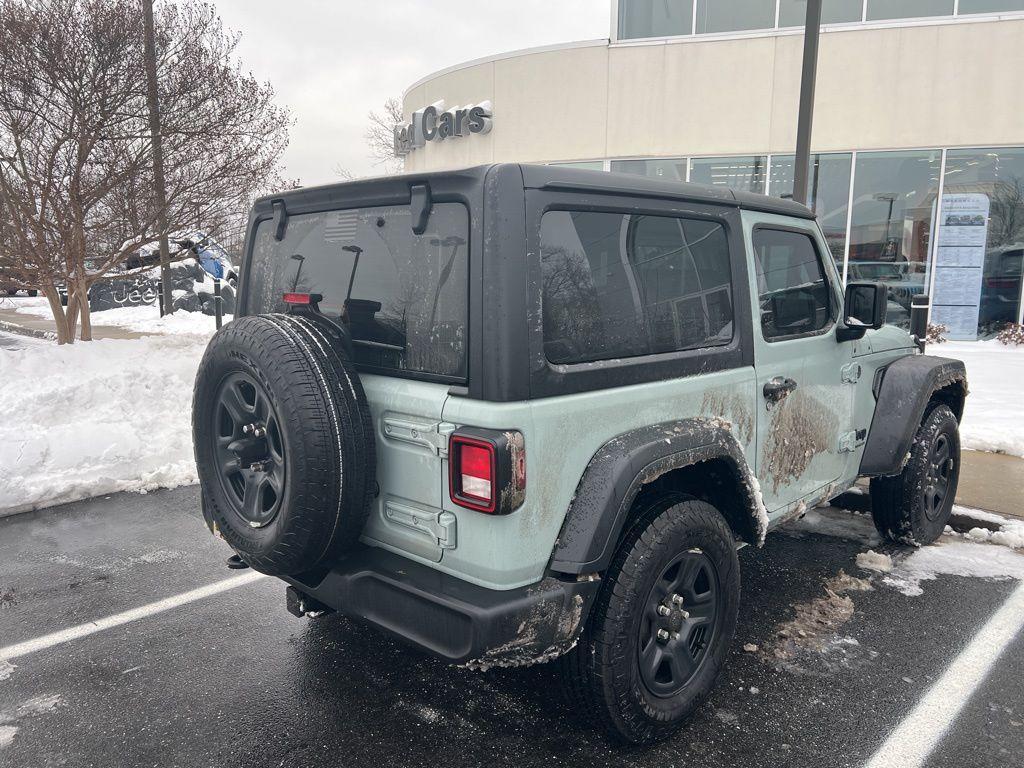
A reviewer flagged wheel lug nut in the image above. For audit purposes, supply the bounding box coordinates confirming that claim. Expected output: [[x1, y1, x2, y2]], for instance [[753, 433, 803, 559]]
[[671, 594, 684, 606], [680, 610, 690, 619], [657, 629, 670, 642], [658, 605, 671, 616], [670, 632, 681, 641]]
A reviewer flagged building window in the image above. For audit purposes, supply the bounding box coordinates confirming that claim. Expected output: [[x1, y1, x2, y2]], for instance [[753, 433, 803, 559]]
[[848, 150, 941, 329], [610, 158, 688, 181], [770, 153, 853, 267], [957, 0, 1024, 12], [550, 161, 606, 171], [865, 0, 954, 21], [618, 0, 694, 39], [695, 0, 777, 33], [778, 0, 864, 26], [752, 227, 833, 339], [936, 148, 1024, 338], [690, 156, 767, 193], [540, 210, 734, 364]]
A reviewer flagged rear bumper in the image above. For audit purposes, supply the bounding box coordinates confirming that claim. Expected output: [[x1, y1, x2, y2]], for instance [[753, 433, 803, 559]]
[[280, 546, 600, 667]]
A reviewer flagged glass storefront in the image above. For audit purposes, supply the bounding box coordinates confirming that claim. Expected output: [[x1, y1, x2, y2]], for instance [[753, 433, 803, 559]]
[[618, 0, 693, 39], [550, 161, 606, 171], [610, 158, 688, 181], [695, 0, 775, 33], [940, 148, 1024, 336], [778, 0, 863, 26], [689, 156, 767, 193], [847, 151, 941, 329], [770, 153, 853, 266], [616, 0, 1024, 39], [581, 148, 1024, 337]]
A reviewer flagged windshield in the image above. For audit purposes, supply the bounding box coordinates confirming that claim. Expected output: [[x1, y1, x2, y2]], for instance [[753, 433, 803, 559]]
[[245, 202, 469, 379]]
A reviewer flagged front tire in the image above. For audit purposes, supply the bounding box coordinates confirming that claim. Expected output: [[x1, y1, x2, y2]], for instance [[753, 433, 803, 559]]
[[870, 404, 960, 545], [562, 497, 740, 745]]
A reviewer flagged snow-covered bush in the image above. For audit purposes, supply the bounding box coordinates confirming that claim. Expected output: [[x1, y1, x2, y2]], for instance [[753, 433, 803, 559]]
[[996, 322, 1024, 346], [926, 323, 948, 344]]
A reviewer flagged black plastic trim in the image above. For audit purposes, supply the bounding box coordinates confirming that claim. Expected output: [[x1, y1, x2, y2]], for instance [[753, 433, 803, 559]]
[[280, 546, 599, 665], [549, 418, 762, 574], [859, 354, 968, 477]]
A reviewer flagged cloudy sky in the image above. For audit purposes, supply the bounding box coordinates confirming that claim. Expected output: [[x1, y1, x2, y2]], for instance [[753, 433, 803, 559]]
[[213, 0, 611, 186]]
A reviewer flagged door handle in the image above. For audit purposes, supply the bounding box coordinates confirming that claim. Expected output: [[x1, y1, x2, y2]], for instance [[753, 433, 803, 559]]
[[763, 376, 798, 403]]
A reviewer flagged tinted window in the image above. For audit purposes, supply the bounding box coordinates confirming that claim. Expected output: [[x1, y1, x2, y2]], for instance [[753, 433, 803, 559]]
[[866, 0, 954, 20], [752, 228, 832, 339], [540, 210, 733, 364], [770, 153, 853, 267], [690, 156, 767, 193], [695, 0, 776, 32], [246, 203, 469, 378]]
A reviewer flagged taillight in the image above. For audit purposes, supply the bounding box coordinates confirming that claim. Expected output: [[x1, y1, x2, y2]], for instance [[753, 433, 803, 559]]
[[449, 429, 526, 515]]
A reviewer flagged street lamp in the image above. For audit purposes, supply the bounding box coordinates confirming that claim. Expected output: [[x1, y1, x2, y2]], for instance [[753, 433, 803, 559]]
[[792, 0, 823, 206]]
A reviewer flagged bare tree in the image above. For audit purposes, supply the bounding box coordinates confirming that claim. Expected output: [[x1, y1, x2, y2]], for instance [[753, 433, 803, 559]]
[[335, 96, 404, 179], [0, 0, 292, 343]]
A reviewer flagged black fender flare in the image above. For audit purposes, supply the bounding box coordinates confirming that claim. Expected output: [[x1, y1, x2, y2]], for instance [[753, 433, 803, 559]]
[[859, 354, 967, 477], [548, 418, 766, 575]]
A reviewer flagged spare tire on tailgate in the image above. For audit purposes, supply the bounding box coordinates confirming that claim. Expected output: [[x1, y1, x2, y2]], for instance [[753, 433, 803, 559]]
[[192, 313, 375, 576]]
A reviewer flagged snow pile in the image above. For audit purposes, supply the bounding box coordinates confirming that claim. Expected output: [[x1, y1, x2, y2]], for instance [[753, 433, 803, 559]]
[[856, 550, 894, 573], [954, 507, 1024, 550], [0, 331, 212, 515], [882, 541, 1024, 597], [939, 340, 1024, 458]]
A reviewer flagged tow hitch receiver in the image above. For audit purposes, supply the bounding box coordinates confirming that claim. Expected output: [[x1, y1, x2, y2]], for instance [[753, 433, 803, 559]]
[[285, 585, 332, 618]]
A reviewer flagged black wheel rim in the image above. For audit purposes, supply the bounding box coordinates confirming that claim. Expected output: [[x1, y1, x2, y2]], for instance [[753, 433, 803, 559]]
[[212, 372, 286, 529], [638, 550, 721, 698], [923, 432, 954, 522]]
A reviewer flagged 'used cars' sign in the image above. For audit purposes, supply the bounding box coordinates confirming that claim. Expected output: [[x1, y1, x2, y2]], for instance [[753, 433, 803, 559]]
[[393, 100, 492, 157]]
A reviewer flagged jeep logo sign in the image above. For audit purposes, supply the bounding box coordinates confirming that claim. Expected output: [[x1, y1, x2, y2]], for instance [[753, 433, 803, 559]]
[[393, 100, 493, 157]]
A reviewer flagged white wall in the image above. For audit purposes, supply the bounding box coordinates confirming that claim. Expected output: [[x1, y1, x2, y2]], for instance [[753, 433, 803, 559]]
[[402, 18, 1024, 171]]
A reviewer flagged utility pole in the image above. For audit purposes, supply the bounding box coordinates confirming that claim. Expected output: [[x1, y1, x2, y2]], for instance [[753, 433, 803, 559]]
[[792, 0, 822, 207], [142, 0, 174, 315]]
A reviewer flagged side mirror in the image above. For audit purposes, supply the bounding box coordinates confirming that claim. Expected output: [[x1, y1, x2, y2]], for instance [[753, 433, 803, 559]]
[[837, 281, 887, 342]]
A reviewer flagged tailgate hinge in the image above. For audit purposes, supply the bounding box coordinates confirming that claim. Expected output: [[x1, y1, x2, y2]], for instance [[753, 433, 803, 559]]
[[382, 418, 456, 457]]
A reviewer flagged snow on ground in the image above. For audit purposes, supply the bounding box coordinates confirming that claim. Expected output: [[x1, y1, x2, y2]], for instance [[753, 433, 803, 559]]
[[883, 541, 1024, 597], [938, 339, 1024, 458], [789, 504, 1024, 597], [7, 296, 222, 336], [0, 320, 215, 516]]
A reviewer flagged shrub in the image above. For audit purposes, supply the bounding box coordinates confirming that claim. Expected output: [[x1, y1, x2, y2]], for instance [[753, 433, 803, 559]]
[[996, 322, 1024, 346], [926, 323, 948, 345]]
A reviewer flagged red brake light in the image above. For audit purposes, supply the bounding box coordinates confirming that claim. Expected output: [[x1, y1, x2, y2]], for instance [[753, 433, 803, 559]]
[[450, 436, 496, 513], [283, 292, 311, 305]]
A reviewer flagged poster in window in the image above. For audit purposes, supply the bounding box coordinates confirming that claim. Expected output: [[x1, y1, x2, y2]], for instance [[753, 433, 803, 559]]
[[930, 193, 990, 340]]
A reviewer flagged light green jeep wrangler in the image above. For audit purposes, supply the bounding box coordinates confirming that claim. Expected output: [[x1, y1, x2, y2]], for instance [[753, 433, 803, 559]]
[[192, 164, 967, 744]]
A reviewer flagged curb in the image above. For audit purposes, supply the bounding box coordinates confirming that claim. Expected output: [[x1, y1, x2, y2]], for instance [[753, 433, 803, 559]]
[[0, 318, 57, 341]]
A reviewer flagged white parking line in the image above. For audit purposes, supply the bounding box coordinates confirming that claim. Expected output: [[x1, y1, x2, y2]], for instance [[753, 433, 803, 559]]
[[863, 580, 1024, 768], [0, 571, 267, 663]]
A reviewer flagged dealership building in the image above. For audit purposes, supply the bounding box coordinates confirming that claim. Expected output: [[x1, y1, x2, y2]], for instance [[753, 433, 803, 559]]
[[400, 1, 1024, 339]]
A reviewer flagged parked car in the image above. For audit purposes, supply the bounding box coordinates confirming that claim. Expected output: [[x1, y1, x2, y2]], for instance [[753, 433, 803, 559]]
[[0, 273, 37, 297], [191, 165, 967, 745]]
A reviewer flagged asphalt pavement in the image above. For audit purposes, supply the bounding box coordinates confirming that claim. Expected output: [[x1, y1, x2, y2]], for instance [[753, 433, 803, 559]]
[[0, 487, 1022, 768]]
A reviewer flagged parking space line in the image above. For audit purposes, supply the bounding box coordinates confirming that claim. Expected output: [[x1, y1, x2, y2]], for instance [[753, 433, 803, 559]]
[[863, 580, 1024, 768], [0, 571, 267, 662]]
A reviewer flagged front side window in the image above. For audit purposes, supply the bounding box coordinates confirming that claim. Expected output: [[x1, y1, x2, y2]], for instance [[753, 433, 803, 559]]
[[540, 210, 733, 364], [752, 228, 832, 340], [245, 203, 469, 378]]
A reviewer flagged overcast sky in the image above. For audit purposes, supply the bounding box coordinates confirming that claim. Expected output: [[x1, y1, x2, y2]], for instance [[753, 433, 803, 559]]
[[213, 1, 611, 186]]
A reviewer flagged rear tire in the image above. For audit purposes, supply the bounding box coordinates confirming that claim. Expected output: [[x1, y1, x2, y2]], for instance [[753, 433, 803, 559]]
[[870, 404, 960, 545], [192, 313, 375, 576], [561, 497, 740, 745]]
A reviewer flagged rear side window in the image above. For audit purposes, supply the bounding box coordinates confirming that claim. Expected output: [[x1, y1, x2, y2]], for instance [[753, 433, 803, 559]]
[[246, 203, 469, 378], [540, 210, 734, 365], [751, 227, 831, 340]]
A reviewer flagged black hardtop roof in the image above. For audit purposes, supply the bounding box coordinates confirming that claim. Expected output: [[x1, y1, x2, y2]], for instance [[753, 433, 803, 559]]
[[254, 163, 815, 220]]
